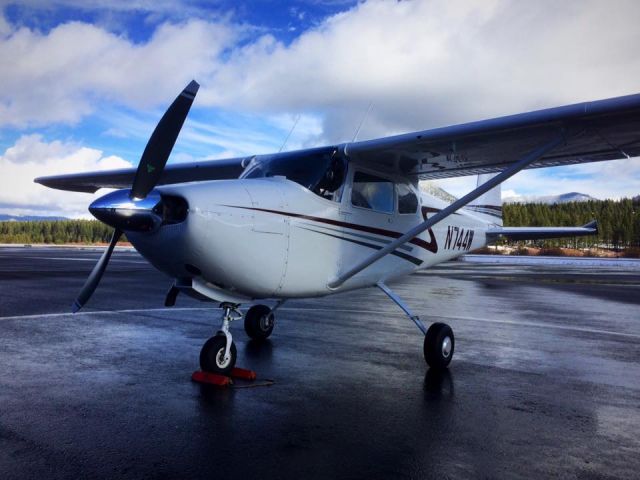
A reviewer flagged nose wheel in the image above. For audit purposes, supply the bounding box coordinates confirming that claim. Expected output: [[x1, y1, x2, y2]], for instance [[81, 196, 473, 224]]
[[199, 303, 241, 375], [200, 334, 237, 375]]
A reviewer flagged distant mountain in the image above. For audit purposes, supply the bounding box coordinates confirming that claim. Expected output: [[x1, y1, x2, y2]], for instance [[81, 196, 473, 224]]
[[503, 192, 598, 205], [0, 214, 68, 222], [419, 181, 458, 203]]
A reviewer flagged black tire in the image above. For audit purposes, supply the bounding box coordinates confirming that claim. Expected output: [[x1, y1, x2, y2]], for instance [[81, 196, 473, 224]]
[[244, 304, 275, 340], [199, 335, 237, 375], [424, 322, 454, 370]]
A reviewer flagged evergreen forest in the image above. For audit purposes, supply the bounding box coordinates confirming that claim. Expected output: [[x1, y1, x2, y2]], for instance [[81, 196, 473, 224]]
[[0, 197, 638, 250]]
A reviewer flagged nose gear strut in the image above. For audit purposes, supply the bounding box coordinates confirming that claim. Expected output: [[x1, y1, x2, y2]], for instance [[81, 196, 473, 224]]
[[199, 302, 242, 375]]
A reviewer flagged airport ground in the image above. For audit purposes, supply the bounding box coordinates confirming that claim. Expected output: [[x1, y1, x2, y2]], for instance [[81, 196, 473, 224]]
[[0, 246, 639, 479]]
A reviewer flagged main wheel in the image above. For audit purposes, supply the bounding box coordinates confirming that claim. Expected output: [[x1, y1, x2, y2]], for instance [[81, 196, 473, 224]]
[[244, 304, 275, 340], [424, 322, 454, 370], [200, 335, 237, 375]]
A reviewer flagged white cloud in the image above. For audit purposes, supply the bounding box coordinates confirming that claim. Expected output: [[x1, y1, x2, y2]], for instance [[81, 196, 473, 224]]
[[3, 1, 640, 139], [202, 0, 640, 144], [500, 161, 640, 201], [0, 19, 238, 127], [0, 134, 131, 217], [0, 11, 11, 37], [432, 158, 640, 202]]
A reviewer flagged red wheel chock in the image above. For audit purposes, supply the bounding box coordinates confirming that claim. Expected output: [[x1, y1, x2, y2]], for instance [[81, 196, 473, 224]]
[[191, 367, 257, 387], [230, 367, 257, 381]]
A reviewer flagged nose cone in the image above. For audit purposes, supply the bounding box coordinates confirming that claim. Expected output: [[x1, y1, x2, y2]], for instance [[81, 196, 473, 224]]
[[89, 189, 163, 232]]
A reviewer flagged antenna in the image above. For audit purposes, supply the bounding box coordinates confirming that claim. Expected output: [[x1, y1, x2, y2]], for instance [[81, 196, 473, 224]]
[[351, 102, 373, 143], [279, 114, 301, 153]]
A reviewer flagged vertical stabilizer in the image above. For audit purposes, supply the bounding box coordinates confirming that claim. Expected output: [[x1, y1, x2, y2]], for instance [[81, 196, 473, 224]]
[[464, 174, 503, 226]]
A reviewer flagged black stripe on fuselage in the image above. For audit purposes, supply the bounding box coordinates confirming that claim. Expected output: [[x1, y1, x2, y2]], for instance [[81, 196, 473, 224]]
[[303, 222, 414, 252], [297, 226, 423, 266], [222, 205, 439, 253]]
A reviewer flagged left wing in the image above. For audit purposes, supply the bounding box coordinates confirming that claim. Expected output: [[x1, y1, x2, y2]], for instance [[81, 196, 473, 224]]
[[486, 220, 598, 241], [35, 157, 245, 193]]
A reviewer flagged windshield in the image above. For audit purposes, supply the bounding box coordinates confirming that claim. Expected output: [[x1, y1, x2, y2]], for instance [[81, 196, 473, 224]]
[[241, 147, 346, 198]]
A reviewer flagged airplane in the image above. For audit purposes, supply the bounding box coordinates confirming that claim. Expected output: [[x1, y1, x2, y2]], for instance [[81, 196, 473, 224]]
[[35, 81, 640, 375]]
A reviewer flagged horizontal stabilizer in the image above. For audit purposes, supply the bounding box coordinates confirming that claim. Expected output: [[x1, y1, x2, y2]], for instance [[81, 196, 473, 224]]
[[486, 220, 598, 241]]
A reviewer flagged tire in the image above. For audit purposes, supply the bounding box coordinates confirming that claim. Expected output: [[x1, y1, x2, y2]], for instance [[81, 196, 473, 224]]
[[244, 304, 275, 340], [199, 335, 237, 375], [424, 322, 454, 370]]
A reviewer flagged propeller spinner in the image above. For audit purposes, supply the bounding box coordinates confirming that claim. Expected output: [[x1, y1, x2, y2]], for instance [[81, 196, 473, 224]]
[[72, 80, 199, 313]]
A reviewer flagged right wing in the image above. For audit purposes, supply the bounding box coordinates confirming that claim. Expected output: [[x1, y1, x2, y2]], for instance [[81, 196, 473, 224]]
[[36, 92, 640, 192], [346, 93, 640, 179]]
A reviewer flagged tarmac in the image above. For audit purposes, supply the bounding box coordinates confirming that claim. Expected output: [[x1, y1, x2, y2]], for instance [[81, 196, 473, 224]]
[[1, 246, 639, 479]]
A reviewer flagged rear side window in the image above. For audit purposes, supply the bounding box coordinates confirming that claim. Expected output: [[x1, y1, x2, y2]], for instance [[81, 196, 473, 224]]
[[351, 172, 394, 213], [397, 183, 418, 214]]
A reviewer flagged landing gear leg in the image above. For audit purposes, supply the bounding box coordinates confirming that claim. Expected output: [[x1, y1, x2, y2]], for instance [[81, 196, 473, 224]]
[[199, 303, 242, 375], [377, 282, 454, 370]]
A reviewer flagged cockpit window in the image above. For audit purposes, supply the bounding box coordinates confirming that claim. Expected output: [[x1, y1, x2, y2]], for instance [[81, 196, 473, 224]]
[[240, 147, 346, 201], [351, 171, 394, 213], [397, 183, 418, 214]]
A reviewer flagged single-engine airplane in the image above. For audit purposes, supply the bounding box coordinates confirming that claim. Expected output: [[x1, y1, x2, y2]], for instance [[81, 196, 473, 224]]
[[36, 81, 640, 374]]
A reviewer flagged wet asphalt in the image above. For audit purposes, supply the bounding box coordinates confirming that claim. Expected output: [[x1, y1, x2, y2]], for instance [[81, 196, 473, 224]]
[[1, 246, 639, 479]]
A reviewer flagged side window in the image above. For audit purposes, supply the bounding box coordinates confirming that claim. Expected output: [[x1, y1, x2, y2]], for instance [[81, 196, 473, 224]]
[[397, 183, 418, 214], [351, 171, 394, 213]]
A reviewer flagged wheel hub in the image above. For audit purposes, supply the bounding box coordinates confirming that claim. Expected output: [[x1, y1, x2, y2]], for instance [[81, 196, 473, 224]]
[[260, 314, 274, 331], [441, 336, 452, 358], [216, 347, 231, 368]]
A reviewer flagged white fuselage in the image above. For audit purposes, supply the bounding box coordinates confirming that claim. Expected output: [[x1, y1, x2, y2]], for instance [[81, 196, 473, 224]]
[[127, 163, 493, 304]]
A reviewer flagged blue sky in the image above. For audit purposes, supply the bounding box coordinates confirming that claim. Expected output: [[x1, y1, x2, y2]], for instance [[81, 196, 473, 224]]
[[0, 0, 639, 217]]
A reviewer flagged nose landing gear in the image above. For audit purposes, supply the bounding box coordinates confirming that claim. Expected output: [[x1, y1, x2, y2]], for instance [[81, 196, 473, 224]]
[[199, 303, 242, 375]]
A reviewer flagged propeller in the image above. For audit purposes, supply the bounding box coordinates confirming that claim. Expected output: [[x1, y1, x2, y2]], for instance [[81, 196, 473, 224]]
[[131, 80, 200, 199], [72, 229, 123, 313], [72, 80, 200, 312]]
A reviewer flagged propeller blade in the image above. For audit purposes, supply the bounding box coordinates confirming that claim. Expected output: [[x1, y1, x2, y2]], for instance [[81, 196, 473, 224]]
[[164, 284, 180, 307], [72, 229, 123, 313], [130, 80, 200, 200]]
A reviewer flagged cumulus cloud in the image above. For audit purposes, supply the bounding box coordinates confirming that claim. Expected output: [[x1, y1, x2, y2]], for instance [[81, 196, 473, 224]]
[[0, 18, 238, 127], [2, 1, 640, 138], [432, 158, 640, 201], [0, 11, 11, 37], [0, 135, 131, 217], [204, 0, 640, 144]]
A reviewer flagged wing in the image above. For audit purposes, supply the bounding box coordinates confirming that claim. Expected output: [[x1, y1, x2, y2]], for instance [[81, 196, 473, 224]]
[[35, 157, 246, 193], [346, 93, 640, 179], [35, 93, 640, 193], [486, 220, 598, 241]]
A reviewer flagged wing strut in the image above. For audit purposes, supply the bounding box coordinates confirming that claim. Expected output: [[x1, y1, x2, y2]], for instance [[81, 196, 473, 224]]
[[328, 134, 567, 289]]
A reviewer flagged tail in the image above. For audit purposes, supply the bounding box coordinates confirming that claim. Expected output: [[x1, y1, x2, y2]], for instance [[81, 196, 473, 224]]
[[464, 173, 503, 226]]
